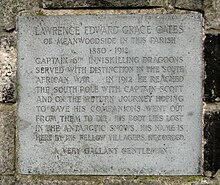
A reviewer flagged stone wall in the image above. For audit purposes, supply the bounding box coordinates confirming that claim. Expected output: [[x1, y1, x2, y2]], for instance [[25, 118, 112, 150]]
[[0, 0, 220, 184]]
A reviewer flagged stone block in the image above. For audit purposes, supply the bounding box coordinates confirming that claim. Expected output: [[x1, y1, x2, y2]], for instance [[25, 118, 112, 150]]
[[0, 35, 16, 103], [42, 0, 167, 9], [204, 34, 220, 102], [204, 104, 220, 174], [1, 0, 41, 32], [204, 0, 220, 30], [170, 0, 203, 10], [16, 176, 98, 185], [0, 104, 16, 174], [15, 176, 218, 185], [0, 176, 16, 185]]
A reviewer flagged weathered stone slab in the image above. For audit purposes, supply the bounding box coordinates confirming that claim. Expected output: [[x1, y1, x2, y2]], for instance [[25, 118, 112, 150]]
[[42, 0, 166, 9], [17, 14, 203, 175]]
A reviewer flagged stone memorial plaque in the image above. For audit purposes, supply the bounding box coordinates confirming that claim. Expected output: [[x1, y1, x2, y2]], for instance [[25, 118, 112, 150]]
[[17, 14, 203, 175]]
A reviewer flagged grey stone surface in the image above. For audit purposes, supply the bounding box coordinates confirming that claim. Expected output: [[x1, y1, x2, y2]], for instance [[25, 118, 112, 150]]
[[0, 104, 16, 174], [205, 0, 220, 30], [42, 0, 167, 8], [18, 14, 203, 175], [0, 35, 17, 103]]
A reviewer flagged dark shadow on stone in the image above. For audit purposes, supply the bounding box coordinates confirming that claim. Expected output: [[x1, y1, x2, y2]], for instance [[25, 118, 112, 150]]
[[204, 34, 220, 102], [204, 111, 220, 174], [42, 0, 157, 8]]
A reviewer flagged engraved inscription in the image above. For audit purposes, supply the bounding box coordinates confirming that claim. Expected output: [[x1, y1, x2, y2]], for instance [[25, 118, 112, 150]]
[[18, 14, 202, 175]]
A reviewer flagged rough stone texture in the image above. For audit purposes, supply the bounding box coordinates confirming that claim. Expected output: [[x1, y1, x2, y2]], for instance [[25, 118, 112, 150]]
[[204, 104, 220, 174], [0, 1, 4, 35], [204, 0, 220, 30], [0, 35, 16, 103], [170, 0, 203, 10], [0, 175, 16, 185], [16, 176, 98, 185], [213, 170, 220, 184], [42, 0, 167, 9], [204, 34, 220, 102], [14, 176, 219, 185], [0, 104, 16, 174], [0, 0, 41, 32]]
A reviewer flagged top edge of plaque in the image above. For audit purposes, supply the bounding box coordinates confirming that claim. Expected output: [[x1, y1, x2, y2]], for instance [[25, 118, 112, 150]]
[[16, 13, 202, 19]]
